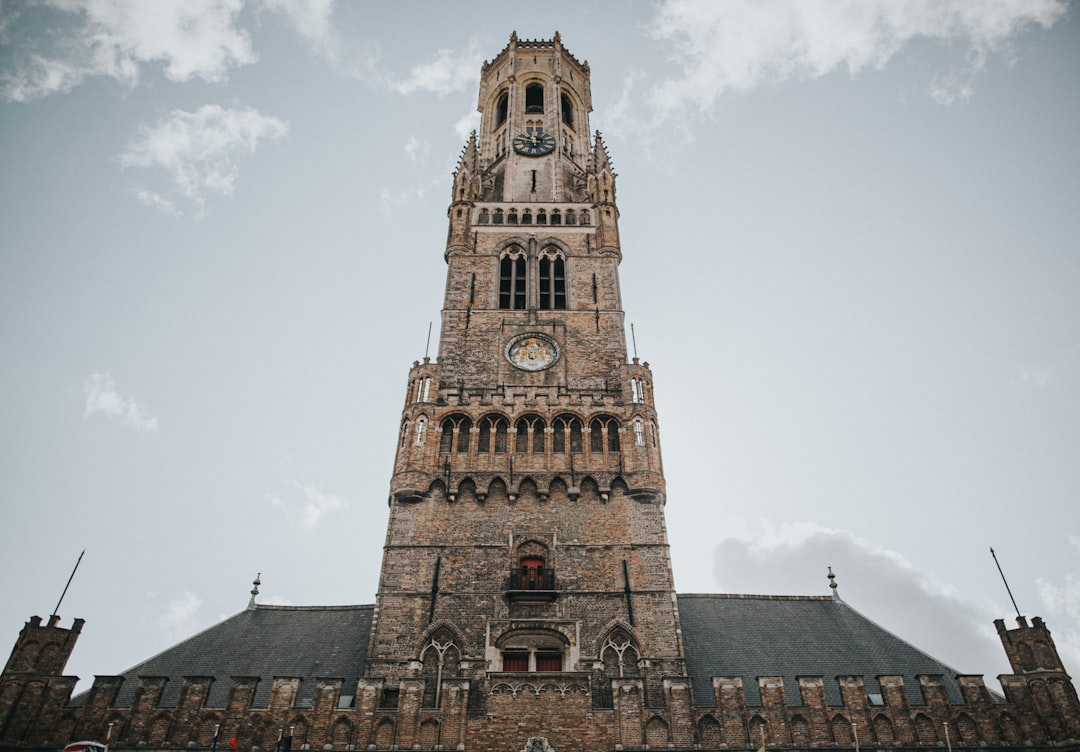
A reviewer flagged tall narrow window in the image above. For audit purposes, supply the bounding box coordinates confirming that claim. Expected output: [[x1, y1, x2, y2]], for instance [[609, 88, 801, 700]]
[[525, 83, 544, 113], [539, 252, 566, 310], [630, 378, 644, 404], [591, 416, 620, 453], [496, 91, 509, 126], [634, 419, 644, 446], [560, 93, 574, 128], [499, 251, 526, 310], [440, 415, 472, 454], [416, 417, 426, 446], [479, 415, 509, 453]]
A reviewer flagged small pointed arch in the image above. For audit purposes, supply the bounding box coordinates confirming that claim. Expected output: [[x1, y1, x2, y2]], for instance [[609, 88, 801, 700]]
[[956, 712, 979, 745], [589, 414, 620, 453], [560, 92, 574, 128], [536, 208, 548, 225], [331, 717, 352, 749], [517, 476, 538, 501], [498, 245, 527, 310], [486, 476, 508, 502], [645, 716, 670, 748], [477, 413, 509, 453], [550, 209, 562, 225], [417, 718, 439, 749], [426, 478, 446, 501], [579, 475, 601, 502], [579, 209, 591, 225], [288, 715, 310, 748], [790, 714, 811, 746], [515, 414, 546, 453], [525, 82, 544, 113], [521, 208, 533, 224], [548, 475, 568, 500], [914, 712, 937, 745], [610, 476, 629, 494], [699, 715, 721, 747], [507, 208, 518, 224], [495, 89, 509, 127], [478, 208, 489, 224], [457, 477, 477, 503], [552, 413, 583, 453], [565, 208, 576, 225], [872, 713, 894, 745], [400, 417, 410, 447], [373, 718, 395, 748], [1035, 639, 1057, 668], [830, 714, 853, 745]]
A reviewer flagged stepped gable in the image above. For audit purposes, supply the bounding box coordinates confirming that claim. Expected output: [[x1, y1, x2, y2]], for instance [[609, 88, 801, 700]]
[[100, 605, 372, 709], [678, 594, 969, 708]]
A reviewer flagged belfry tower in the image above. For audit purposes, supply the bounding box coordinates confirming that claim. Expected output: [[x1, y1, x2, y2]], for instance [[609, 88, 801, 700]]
[[364, 32, 688, 749]]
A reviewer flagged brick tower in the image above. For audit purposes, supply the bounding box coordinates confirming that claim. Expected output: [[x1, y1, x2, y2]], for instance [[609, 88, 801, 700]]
[[363, 31, 688, 749]]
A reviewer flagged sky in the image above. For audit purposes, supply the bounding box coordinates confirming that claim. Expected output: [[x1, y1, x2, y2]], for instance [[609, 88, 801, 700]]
[[1, 0, 1078, 694]]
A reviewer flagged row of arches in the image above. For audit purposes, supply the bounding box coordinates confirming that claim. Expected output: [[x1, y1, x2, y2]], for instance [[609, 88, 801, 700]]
[[437, 413, 622, 454], [401, 414, 657, 454], [478, 207, 591, 226]]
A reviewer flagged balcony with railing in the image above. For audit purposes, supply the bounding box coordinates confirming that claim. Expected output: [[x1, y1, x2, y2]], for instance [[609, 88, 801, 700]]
[[507, 567, 558, 602]]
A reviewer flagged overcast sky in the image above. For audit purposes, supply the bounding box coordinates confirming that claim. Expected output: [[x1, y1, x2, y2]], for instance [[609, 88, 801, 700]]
[[2, 0, 1078, 693]]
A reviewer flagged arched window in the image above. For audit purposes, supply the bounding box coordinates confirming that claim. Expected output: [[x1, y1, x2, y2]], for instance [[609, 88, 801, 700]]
[[536, 209, 547, 225], [496, 629, 566, 672], [521, 209, 532, 225], [539, 251, 566, 310], [525, 83, 544, 113], [550, 210, 561, 225], [630, 378, 644, 403], [421, 629, 460, 708], [553, 415, 583, 454], [400, 419, 410, 447], [634, 418, 644, 446], [499, 249, 526, 310], [415, 417, 427, 446], [561, 93, 574, 128], [478, 415, 509, 453], [515, 415, 545, 453], [507, 209, 518, 224], [590, 415, 620, 453], [495, 91, 509, 126], [439, 415, 472, 454]]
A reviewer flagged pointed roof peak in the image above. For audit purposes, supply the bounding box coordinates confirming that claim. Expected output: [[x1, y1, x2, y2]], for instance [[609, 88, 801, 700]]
[[827, 566, 840, 601], [247, 572, 261, 610]]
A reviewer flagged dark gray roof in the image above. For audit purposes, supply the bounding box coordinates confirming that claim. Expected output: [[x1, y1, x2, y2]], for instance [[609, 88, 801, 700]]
[[107, 605, 373, 709], [677, 594, 966, 708]]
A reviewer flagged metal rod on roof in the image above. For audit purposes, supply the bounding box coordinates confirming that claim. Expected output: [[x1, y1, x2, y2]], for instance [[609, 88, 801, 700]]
[[630, 323, 638, 360], [51, 549, 85, 618], [990, 547, 1022, 618], [424, 322, 433, 360]]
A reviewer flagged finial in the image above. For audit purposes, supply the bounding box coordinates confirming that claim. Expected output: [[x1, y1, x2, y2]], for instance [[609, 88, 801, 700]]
[[248, 572, 261, 610], [827, 567, 839, 600]]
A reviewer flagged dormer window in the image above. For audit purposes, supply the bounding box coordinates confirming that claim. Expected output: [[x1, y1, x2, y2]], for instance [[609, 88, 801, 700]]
[[525, 83, 544, 113]]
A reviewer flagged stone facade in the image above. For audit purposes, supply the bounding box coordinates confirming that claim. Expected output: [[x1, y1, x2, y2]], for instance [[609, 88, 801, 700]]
[[3, 32, 1080, 752]]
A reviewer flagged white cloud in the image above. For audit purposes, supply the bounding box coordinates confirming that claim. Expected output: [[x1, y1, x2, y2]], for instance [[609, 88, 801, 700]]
[[453, 111, 481, 142], [404, 136, 430, 163], [392, 39, 484, 97], [1014, 365, 1051, 388], [708, 520, 1010, 676], [636, 0, 1066, 129], [84, 371, 158, 431], [268, 482, 347, 529], [158, 590, 203, 643], [119, 104, 288, 214], [1, 0, 256, 102], [379, 185, 426, 213], [1036, 535, 1080, 674], [258, 0, 340, 63]]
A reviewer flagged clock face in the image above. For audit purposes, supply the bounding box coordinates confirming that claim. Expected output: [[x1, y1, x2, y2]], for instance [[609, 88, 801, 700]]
[[513, 128, 556, 157], [506, 333, 559, 371]]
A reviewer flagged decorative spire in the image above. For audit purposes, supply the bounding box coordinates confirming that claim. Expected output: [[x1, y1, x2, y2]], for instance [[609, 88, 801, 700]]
[[827, 567, 840, 600], [248, 572, 261, 610]]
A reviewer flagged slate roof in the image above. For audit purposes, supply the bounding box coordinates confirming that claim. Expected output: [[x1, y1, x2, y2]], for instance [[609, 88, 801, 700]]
[[106, 605, 373, 709], [677, 593, 967, 708]]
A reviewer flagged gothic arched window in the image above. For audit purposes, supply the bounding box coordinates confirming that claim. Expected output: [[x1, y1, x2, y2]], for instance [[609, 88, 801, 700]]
[[539, 251, 566, 310], [515, 415, 545, 453], [561, 93, 574, 128], [495, 91, 509, 126], [553, 415, 583, 454], [525, 83, 544, 113], [590, 415, 620, 453], [439, 415, 472, 454], [499, 249, 526, 310], [478, 415, 509, 453]]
